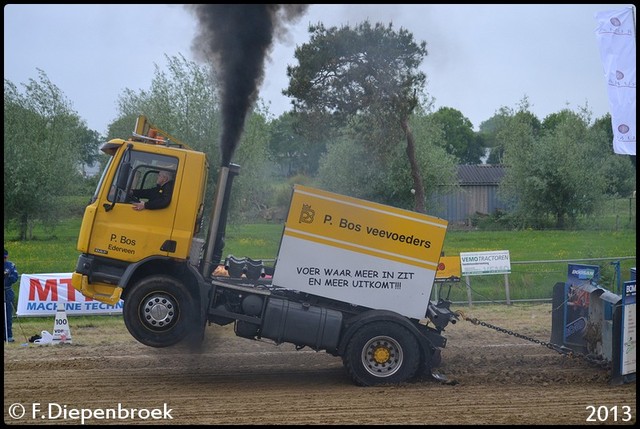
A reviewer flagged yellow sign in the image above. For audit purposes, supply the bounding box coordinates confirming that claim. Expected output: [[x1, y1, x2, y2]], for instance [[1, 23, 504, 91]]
[[435, 256, 461, 282], [283, 185, 448, 270]]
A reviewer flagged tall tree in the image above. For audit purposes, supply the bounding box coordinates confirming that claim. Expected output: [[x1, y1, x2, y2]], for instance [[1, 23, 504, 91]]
[[4, 70, 88, 239], [284, 22, 431, 212], [499, 108, 607, 228]]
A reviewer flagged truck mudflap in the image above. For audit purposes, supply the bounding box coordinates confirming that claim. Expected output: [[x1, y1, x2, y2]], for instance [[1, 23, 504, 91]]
[[430, 347, 442, 368]]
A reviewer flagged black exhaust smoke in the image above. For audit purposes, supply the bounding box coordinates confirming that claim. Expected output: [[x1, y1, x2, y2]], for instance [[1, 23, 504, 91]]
[[187, 4, 308, 167], [187, 5, 308, 276]]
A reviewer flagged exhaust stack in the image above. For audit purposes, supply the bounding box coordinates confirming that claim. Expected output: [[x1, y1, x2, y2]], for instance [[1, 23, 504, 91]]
[[201, 163, 240, 277]]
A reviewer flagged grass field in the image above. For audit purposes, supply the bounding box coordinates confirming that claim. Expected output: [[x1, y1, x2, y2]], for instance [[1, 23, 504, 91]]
[[4, 216, 636, 303]]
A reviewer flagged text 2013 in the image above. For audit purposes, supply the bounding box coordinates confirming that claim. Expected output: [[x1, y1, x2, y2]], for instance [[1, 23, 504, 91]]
[[586, 405, 633, 422]]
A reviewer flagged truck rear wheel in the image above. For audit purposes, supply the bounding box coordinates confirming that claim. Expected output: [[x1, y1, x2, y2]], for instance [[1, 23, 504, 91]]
[[123, 275, 196, 348], [343, 321, 420, 386]]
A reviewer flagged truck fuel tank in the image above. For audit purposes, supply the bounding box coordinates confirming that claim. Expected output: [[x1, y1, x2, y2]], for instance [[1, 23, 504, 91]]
[[260, 298, 343, 352]]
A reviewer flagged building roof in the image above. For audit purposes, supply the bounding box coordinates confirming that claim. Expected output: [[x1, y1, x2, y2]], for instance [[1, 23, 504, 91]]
[[457, 164, 506, 185]]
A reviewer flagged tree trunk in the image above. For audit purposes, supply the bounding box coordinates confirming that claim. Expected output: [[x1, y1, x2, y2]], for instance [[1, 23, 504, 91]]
[[400, 118, 425, 213], [555, 212, 565, 229], [19, 213, 28, 241]]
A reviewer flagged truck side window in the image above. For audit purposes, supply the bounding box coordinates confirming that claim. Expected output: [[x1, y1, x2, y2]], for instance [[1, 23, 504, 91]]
[[107, 151, 178, 204]]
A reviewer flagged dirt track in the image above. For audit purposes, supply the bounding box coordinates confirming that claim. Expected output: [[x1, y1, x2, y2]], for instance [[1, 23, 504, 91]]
[[4, 304, 636, 425]]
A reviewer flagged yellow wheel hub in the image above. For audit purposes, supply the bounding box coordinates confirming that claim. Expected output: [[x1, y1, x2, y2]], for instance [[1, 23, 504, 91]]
[[373, 346, 391, 364]]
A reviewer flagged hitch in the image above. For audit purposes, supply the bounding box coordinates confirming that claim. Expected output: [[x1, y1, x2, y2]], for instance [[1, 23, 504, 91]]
[[427, 299, 459, 331]]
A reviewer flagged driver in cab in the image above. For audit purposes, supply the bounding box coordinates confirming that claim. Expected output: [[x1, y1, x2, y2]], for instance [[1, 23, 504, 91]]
[[131, 169, 174, 211]]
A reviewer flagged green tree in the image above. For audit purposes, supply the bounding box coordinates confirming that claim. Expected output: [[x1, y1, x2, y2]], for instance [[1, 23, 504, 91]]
[[77, 127, 102, 177], [4, 70, 89, 239], [430, 107, 485, 164], [499, 108, 607, 228], [407, 108, 459, 213], [231, 108, 276, 221], [480, 96, 541, 165], [267, 111, 329, 177], [317, 106, 457, 212], [115, 54, 221, 163], [284, 21, 431, 212]]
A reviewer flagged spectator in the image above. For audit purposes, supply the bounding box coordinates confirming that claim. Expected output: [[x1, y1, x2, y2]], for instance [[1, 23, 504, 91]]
[[4, 248, 19, 343]]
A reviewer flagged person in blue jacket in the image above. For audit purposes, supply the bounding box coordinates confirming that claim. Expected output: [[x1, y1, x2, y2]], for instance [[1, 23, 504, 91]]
[[4, 248, 19, 343]]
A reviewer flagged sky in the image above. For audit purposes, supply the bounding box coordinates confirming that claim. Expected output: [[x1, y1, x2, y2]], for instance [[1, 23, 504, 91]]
[[4, 4, 635, 135]]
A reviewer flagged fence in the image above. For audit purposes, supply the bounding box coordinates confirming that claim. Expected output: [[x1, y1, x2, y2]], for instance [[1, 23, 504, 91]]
[[433, 256, 636, 306]]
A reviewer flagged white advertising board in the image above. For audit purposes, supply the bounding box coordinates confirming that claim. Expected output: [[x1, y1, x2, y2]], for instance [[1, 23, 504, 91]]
[[17, 273, 123, 316], [272, 185, 448, 319], [460, 250, 511, 276]]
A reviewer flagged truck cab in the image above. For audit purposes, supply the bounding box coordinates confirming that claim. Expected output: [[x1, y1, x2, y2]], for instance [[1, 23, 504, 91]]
[[73, 118, 208, 306]]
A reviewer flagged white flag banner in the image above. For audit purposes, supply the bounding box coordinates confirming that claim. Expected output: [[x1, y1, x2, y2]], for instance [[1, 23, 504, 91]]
[[594, 7, 636, 156]]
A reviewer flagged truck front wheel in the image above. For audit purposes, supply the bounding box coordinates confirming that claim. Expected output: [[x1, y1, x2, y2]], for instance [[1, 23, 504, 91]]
[[123, 275, 196, 348], [343, 321, 420, 386]]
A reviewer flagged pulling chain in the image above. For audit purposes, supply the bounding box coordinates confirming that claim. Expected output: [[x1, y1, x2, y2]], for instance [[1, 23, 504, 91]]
[[455, 310, 611, 369]]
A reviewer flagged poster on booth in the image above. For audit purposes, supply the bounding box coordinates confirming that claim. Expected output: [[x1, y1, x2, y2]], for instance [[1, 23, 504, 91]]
[[272, 185, 448, 320], [563, 264, 600, 350], [17, 273, 124, 316]]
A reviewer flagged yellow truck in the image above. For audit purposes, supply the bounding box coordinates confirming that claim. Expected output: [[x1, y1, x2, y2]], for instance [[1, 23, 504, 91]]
[[72, 116, 458, 386]]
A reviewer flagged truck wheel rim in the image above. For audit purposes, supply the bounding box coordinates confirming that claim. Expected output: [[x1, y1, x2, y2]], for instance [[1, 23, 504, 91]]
[[141, 293, 177, 330], [361, 335, 403, 378]]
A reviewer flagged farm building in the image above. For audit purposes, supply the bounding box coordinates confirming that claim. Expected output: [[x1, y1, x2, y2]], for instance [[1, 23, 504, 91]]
[[429, 164, 509, 225]]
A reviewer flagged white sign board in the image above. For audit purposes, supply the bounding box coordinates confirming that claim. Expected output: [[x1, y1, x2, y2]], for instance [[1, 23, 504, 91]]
[[17, 273, 124, 316], [272, 185, 448, 320], [460, 250, 511, 276]]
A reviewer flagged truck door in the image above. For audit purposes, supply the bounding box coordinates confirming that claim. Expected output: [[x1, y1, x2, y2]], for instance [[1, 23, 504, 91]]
[[88, 149, 181, 263]]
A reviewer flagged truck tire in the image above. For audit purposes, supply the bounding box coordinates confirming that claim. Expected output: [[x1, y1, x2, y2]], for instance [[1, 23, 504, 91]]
[[343, 321, 420, 386], [123, 275, 196, 348]]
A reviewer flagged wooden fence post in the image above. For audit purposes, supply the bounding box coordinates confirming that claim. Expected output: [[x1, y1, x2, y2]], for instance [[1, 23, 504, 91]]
[[465, 275, 473, 307], [504, 273, 511, 305]]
